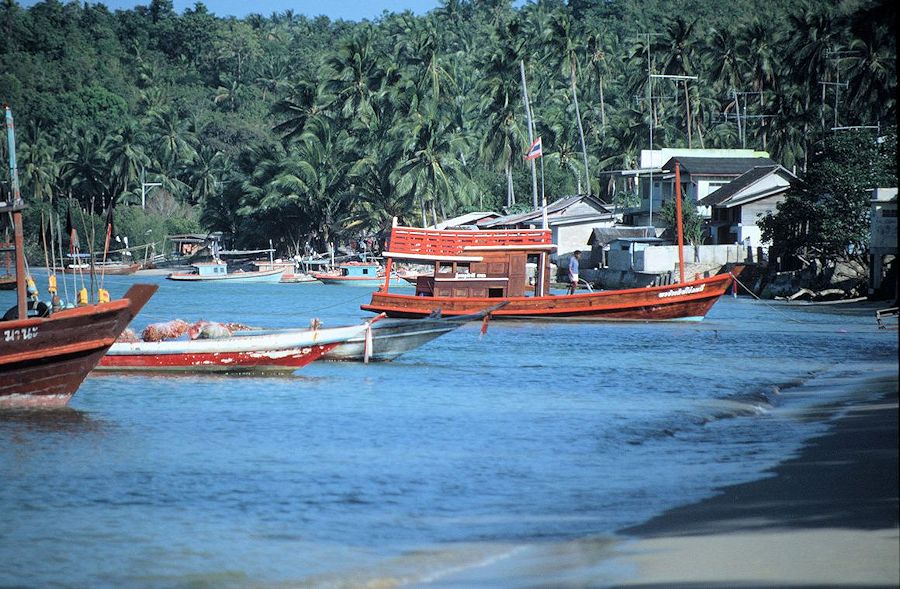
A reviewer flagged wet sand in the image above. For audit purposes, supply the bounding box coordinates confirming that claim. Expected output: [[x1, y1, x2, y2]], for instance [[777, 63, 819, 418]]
[[613, 376, 899, 588]]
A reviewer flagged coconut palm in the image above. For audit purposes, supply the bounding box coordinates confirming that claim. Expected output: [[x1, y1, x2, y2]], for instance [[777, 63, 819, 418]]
[[102, 121, 151, 208]]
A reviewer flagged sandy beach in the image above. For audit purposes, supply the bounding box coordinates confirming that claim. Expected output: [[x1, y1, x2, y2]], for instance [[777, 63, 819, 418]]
[[613, 373, 899, 588]]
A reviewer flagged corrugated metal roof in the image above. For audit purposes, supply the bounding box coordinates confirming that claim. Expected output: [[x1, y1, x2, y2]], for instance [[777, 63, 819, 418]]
[[482, 194, 611, 228], [698, 165, 796, 207], [663, 156, 777, 176]]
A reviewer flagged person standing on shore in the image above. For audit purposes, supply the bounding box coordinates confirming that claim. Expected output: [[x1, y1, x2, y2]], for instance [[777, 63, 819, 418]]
[[567, 250, 581, 295]]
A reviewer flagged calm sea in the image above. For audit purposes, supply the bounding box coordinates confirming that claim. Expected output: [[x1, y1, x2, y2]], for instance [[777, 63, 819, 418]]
[[1, 272, 897, 588]]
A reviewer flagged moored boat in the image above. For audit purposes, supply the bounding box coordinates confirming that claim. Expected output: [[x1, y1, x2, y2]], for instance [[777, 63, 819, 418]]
[[312, 262, 408, 287], [322, 303, 506, 362], [62, 261, 141, 275], [166, 261, 285, 283], [1, 106, 156, 408], [362, 166, 739, 321], [97, 322, 370, 373]]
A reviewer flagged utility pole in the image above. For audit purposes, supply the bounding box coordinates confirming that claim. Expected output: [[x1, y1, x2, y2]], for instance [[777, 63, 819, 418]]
[[140, 169, 161, 210], [650, 74, 699, 146]]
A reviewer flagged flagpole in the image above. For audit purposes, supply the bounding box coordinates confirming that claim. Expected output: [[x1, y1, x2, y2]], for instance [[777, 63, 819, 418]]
[[520, 61, 539, 210], [540, 155, 547, 229]]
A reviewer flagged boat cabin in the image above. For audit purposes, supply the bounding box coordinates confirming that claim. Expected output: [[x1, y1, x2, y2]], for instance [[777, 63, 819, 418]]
[[382, 226, 555, 298], [339, 262, 381, 278], [191, 261, 229, 277]]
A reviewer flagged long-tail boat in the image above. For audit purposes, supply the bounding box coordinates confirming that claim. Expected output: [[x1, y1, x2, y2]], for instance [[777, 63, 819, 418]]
[[323, 303, 506, 362], [0, 106, 156, 408], [362, 165, 739, 321]]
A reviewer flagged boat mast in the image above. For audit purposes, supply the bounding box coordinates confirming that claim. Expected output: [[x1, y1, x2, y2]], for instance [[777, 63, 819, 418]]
[[674, 161, 685, 283], [380, 217, 396, 292], [5, 106, 27, 319]]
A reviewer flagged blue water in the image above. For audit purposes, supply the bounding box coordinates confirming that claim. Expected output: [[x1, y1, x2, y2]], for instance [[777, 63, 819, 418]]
[[1, 273, 897, 588]]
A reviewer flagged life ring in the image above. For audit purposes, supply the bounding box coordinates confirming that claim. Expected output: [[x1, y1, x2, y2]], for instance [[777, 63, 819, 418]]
[[2, 300, 51, 321]]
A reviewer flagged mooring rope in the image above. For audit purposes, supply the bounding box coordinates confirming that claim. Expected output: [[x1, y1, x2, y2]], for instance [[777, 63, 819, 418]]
[[730, 272, 809, 323]]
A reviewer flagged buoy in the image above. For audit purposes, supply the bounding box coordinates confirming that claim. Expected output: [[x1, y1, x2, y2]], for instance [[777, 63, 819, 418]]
[[26, 275, 39, 300]]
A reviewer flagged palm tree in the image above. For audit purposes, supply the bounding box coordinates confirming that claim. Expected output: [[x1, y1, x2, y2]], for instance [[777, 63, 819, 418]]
[[477, 24, 527, 208], [322, 26, 383, 130], [58, 131, 107, 208], [185, 147, 227, 206], [541, 5, 592, 194], [102, 121, 151, 208], [272, 79, 329, 144], [148, 109, 198, 176], [843, 8, 896, 126], [658, 16, 700, 147], [394, 105, 470, 225], [18, 128, 58, 203]]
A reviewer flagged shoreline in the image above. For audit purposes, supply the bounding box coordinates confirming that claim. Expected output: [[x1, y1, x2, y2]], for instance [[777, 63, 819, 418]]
[[611, 373, 899, 588]]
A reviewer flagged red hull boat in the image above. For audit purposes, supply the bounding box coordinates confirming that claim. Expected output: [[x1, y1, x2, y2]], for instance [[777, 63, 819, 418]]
[[1, 285, 157, 407], [1, 106, 156, 408], [97, 322, 369, 373], [363, 273, 735, 320], [362, 166, 739, 323]]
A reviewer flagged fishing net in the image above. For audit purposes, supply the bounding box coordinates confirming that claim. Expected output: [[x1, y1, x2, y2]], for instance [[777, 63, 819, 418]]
[[141, 319, 190, 342]]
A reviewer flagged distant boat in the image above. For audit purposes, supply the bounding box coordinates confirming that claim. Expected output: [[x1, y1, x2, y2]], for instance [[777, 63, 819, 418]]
[[97, 322, 370, 373], [62, 261, 141, 275], [312, 261, 408, 287], [279, 272, 319, 284], [1, 105, 156, 408], [322, 303, 506, 362], [166, 261, 285, 283]]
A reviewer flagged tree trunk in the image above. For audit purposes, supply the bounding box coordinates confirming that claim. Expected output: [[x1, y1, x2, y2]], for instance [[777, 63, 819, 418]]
[[571, 62, 591, 196], [684, 80, 692, 148]]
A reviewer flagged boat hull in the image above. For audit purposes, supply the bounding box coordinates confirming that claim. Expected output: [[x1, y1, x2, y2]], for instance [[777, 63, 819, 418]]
[[166, 268, 284, 282], [361, 272, 735, 321], [98, 343, 337, 373], [314, 275, 408, 287], [97, 323, 368, 373], [0, 284, 157, 408], [62, 263, 140, 275], [323, 319, 460, 362]]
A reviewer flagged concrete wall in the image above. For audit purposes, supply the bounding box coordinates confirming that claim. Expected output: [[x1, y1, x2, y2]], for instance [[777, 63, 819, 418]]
[[610, 244, 761, 273], [553, 224, 601, 258], [870, 188, 898, 253]]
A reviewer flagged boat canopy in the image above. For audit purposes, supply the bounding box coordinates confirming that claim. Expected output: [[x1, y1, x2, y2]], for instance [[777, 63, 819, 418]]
[[382, 226, 555, 262]]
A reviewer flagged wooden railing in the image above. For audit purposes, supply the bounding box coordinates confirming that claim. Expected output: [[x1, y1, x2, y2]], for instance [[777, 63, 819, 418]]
[[387, 226, 552, 257]]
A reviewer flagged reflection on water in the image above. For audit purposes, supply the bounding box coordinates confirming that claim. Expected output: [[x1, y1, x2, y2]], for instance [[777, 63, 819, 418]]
[[0, 407, 101, 435]]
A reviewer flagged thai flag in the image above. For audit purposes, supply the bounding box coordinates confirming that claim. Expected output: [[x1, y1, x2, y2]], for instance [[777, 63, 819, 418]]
[[524, 137, 542, 160]]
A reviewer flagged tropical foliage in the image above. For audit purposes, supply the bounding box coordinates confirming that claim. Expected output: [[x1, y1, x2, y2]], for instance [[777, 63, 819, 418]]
[[759, 127, 897, 262], [0, 0, 895, 259]]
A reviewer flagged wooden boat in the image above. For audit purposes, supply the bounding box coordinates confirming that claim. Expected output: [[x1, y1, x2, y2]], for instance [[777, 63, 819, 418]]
[[362, 165, 739, 322], [97, 322, 370, 373], [312, 262, 408, 287], [1, 106, 156, 408], [166, 261, 285, 283], [62, 261, 141, 275], [279, 272, 319, 284], [322, 303, 506, 362]]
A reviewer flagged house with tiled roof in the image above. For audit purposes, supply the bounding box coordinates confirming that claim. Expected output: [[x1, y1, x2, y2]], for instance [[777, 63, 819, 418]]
[[698, 164, 799, 246]]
